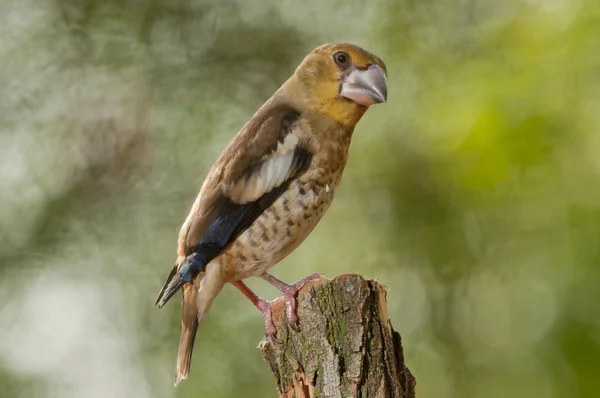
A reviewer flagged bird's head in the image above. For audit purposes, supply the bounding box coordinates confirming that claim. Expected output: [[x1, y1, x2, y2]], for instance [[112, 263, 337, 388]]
[[284, 43, 388, 126]]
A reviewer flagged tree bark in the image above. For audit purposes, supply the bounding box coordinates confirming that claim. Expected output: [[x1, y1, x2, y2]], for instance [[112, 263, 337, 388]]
[[259, 274, 416, 398]]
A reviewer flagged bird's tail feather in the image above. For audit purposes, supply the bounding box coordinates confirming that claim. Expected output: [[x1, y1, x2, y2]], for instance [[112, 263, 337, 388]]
[[173, 263, 224, 386], [175, 310, 199, 386]]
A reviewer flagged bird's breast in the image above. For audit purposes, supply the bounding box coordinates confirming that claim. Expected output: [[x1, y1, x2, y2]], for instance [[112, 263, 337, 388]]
[[218, 166, 343, 281]]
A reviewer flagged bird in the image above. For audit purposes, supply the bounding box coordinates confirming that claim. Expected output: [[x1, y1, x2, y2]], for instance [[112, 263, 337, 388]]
[[155, 42, 388, 386]]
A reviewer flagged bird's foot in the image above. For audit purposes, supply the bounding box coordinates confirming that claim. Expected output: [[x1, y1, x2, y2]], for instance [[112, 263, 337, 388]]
[[255, 298, 277, 338], [261, 272, 326, 331]]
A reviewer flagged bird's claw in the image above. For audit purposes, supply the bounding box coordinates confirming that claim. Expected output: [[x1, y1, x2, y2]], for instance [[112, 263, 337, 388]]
[[256, 299, 277, 338], [256, 272, 327, 335], [283, 294, 299, 332], [281, 272, 325, 331]]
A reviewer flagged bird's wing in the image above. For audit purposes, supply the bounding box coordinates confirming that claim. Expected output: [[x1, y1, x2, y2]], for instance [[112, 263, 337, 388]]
[[155, 102, 312, 308], [183, 102, 312, 258]]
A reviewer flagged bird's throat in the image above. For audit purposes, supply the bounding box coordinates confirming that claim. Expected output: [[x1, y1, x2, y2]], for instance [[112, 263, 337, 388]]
[[319, 98, 367, 128]]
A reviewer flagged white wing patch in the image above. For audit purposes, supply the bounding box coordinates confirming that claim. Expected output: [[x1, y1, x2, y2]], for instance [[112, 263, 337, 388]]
[[228, 133, 302, 204]]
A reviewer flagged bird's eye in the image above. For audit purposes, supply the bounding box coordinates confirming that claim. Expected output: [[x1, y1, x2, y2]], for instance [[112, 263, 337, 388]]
[[333, 51, 350, 67]]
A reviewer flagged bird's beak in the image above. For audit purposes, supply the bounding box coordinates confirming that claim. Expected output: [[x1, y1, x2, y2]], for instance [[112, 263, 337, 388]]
[[340, 64, 387, 106]]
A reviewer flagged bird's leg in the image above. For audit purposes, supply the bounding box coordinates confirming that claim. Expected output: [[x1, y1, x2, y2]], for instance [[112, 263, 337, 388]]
[[260, 272, 325, 330], [232, 281, 276, 337]]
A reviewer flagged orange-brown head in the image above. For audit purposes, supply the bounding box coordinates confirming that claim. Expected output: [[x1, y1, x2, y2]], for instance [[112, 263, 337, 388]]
[[282, 43, 388, 126]]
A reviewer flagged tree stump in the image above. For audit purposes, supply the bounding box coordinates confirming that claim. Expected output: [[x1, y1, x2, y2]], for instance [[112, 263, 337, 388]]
[[259, 274, 416, 398]]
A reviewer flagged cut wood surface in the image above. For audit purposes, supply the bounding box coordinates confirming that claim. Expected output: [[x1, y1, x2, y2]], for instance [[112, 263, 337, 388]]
[[259, 274, 416, 398]]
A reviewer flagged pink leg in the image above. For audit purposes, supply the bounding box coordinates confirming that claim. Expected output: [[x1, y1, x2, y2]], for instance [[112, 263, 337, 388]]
[[260, 272, 325, 330], [232, 281, 276, 337]]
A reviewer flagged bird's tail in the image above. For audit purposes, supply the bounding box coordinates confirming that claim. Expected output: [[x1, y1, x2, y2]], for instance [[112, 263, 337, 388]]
[[175, 278, 200, 386], [174, 262, 224, 386]]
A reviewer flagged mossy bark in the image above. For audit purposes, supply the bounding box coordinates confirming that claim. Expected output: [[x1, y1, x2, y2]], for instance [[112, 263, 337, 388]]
[[259, 274, 416, 398]]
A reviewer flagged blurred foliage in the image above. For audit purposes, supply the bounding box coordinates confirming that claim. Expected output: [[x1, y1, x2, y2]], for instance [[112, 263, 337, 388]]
[[1, 0, 599, 397]]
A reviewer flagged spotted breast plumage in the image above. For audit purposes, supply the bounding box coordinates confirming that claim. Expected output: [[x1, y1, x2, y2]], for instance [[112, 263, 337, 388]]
[[155, 43, 388, 386]]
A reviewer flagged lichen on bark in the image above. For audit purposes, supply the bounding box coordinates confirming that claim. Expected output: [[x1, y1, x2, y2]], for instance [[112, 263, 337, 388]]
[[259, 274, 416, 398]]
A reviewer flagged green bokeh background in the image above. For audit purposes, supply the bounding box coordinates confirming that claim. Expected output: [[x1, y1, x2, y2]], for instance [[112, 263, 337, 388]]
[[1, 1, 598, 397]]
